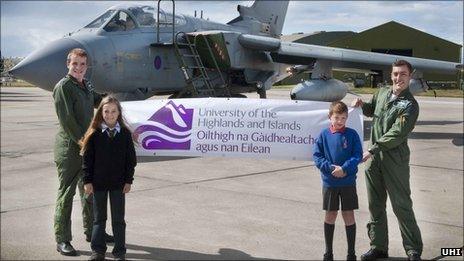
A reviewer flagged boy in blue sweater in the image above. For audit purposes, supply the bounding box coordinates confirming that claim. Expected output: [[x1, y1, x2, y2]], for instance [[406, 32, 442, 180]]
[[313, 101, 362, 261]]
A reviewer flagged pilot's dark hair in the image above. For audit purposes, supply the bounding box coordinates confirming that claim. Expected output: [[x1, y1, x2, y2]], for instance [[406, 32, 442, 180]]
[[67, 48, 87, 63], [392, 59, 413, 74], [329, 101, 348, 117]]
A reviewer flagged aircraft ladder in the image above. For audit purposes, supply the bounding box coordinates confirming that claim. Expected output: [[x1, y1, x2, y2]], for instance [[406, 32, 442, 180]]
[[173, 32, 230, 97]]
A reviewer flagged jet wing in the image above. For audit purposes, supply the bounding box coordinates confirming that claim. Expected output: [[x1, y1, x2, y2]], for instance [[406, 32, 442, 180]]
[[238, 34, 462, 74]]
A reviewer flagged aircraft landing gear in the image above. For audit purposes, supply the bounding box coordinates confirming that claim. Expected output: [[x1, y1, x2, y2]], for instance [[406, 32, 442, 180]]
[[257, 88, 266, 99]]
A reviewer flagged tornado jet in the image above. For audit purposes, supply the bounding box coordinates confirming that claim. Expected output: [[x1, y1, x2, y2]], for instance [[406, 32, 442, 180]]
[[9, 0, 462, 101]]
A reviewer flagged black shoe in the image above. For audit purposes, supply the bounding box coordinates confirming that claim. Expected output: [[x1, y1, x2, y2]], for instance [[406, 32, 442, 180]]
[[105, 233, 114, 243], [56, 242, 77, 256], [360, 249, 388, 260], [86, 234, 91, 242], [407, 251, 421, 261], [89, 251, 105, 261], [323, 252, 334, 261], [347, 253, 357, 260]]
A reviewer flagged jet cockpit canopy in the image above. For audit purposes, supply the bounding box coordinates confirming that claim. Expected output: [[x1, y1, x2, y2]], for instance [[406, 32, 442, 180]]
[[84, 9, 116, 29], [84, 4, 185, 31], [127, 5, 157, 27]]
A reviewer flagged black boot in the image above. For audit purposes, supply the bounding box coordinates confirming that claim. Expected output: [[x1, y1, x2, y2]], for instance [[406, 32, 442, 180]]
[[407, 251, 421, 261], [56, 242, 77, 256], [360, 249, 388, 260]]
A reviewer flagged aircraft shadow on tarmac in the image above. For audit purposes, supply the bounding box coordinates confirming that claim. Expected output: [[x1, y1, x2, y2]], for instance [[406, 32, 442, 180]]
[[78, 243, 280, 260], [0, 99, 40, 102], [0, 91, 44, 97], [0, 90, 49, 102], [415, 120, 463, 126], [0, 91, 47, 102], [410, 132, 463, 146], [0, 91, 27, 95], [76, 246, 425, 260], [363, 120, 463, 146]]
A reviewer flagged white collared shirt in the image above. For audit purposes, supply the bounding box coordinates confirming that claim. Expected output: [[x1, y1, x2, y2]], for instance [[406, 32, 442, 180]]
[[101, 122, 121, 137]]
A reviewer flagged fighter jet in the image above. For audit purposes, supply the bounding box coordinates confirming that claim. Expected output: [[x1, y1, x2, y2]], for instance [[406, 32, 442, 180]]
[[9, 0, 462, 101]]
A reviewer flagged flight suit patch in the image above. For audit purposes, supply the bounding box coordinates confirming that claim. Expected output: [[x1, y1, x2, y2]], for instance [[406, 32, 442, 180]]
[[396, 100, 409, 109]]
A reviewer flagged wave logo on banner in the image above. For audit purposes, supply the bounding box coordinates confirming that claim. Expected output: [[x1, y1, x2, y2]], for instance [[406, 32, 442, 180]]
[[133, 101, 194, 150]]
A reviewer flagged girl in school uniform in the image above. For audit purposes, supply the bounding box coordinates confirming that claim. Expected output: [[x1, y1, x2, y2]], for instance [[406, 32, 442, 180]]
[[80, 96, 136, 261]]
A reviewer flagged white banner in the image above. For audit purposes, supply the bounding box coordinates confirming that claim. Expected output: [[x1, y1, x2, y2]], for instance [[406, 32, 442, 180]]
[[121, 98, 363, 161]]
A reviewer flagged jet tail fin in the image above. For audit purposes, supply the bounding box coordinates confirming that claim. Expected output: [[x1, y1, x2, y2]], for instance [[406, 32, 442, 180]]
[[228, 0, 289, 38]]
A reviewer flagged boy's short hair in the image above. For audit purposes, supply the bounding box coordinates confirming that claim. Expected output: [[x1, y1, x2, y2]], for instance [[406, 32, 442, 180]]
[[329, 101, 348, 116], [392, 59, 413, 74], [67, 48, 87, 63]]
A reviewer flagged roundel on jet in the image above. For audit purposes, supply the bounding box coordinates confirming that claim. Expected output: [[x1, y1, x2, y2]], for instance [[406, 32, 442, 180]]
[[154, 56, 162, 70]]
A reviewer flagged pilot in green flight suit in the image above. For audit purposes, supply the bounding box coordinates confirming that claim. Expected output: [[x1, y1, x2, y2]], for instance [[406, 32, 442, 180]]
[[53, 48, 102, 256], [352, 60, 423, 261]]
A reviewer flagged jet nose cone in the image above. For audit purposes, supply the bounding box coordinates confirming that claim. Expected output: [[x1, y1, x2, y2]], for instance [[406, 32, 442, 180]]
[[9, 38, 86, 91]]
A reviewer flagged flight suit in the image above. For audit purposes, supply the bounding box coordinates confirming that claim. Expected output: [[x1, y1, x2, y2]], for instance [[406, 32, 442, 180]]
[[53, 75, 102, 243], [362, 87, 423, 255]]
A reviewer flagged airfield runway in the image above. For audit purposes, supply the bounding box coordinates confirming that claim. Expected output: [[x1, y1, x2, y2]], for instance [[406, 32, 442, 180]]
[[1, 87, 462, 260]]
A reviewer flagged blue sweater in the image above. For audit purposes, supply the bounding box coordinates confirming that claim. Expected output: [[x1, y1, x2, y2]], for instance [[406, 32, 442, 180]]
[[313, 127, 362, 188]]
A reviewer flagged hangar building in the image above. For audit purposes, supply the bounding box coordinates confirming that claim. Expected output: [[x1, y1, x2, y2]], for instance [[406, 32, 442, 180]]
[[280, 21, 462, 88]]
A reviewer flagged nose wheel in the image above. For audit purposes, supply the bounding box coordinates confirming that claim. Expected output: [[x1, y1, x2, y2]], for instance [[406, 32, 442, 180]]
[[258, 88, 266, 99]]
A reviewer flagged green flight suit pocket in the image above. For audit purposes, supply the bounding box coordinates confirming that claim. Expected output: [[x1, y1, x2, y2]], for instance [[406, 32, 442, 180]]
[[54, 136, 71, 163]]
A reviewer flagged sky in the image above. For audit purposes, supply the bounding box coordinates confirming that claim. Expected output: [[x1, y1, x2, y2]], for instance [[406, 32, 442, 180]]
[[1, 1, 463, 58]]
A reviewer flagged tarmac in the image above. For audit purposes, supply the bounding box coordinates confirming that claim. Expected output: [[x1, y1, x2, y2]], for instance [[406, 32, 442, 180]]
[[1, 87, 463, 260]]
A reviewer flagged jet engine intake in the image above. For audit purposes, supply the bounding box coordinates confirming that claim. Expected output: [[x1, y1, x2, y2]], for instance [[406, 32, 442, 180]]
[[290, 79, 348, 102]]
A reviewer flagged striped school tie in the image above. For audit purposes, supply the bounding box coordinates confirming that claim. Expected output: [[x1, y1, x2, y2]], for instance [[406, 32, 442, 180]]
[[108, 129, 116, 138]]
